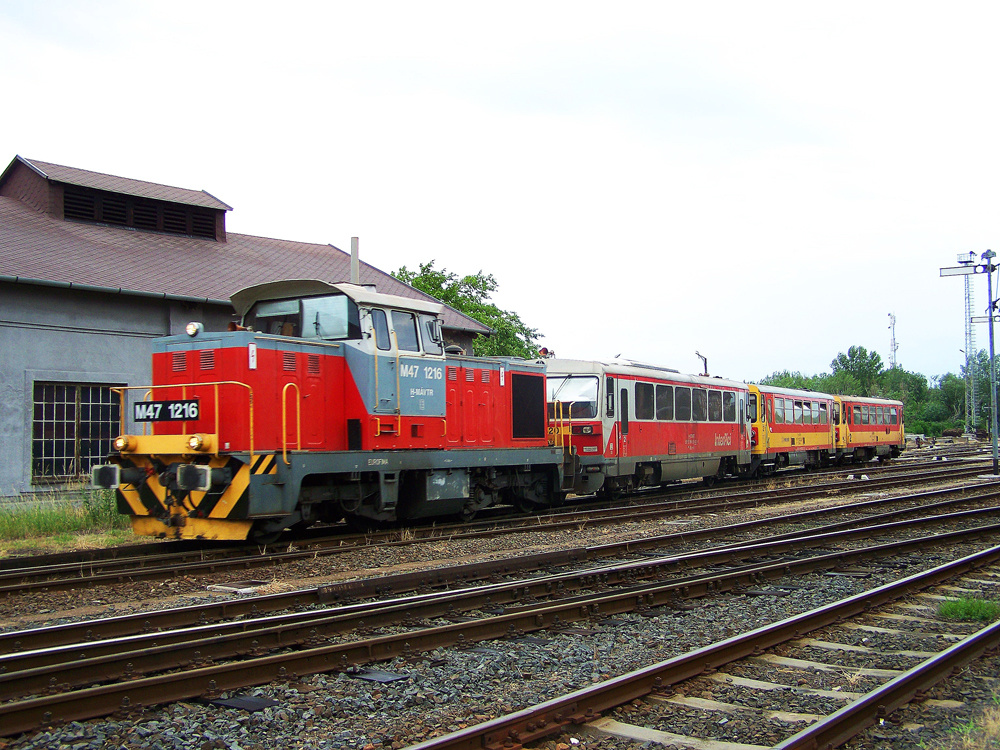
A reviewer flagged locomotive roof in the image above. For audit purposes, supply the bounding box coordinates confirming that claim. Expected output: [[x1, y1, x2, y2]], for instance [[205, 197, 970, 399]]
[[231, 279, 446, 317], [545, 358, 747, 389]]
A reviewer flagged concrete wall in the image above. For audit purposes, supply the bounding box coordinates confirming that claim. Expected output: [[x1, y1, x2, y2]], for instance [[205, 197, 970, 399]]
[[0, 281, 233, 496]]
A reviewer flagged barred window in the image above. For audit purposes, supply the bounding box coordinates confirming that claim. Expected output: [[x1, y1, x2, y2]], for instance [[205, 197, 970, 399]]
[[32, 382, 122, 483]]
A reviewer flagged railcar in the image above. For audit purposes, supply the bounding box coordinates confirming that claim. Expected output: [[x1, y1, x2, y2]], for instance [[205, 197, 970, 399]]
[[546, 359, 753, 496], [748, 385, 836, 474], [92, 280, 567, 541], [835, 395, 905, 461]]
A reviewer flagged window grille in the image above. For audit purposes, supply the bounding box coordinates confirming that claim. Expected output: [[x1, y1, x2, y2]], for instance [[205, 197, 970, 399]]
[[32, 382, 122, 483]]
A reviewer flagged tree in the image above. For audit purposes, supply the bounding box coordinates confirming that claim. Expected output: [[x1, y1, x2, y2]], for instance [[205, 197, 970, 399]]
[[392, 260, 541, 358], [830, 346, 884, 396]]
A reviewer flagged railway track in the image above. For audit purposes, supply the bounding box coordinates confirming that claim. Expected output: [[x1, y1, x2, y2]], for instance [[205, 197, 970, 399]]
[[407, 544, 1000, 750], [4, 481, 1000, 652], [3, 503, 1000, 737], [0, 461, 989, 596]]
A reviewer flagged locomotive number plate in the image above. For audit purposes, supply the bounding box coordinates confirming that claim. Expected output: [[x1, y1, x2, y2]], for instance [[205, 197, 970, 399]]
[[134, 399, 200, 422]]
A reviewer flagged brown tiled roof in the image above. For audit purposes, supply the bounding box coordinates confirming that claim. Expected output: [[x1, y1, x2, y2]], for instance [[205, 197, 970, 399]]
[[14, 157, 233, 212], [0, 195, 490, 335]]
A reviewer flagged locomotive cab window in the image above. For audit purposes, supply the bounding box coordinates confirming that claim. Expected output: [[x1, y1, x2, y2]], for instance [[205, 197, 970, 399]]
[[419, 314, 444, 355], [391, 311, 420, 351], [245, 294, 361, 341], [371, 309, 391, 351]]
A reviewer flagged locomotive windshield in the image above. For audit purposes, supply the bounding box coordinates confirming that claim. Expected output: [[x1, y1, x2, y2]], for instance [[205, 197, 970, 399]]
[[244, 294, 362, 341], [547, 375, 599, 419]]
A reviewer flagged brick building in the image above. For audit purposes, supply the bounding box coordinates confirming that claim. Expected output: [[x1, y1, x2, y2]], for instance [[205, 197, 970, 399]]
[[0, 156, 489, 496]]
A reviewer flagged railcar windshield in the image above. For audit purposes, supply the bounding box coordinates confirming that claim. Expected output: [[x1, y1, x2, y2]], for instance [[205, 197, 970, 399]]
[[547, 375, 599, 419], [244, 294, 362, 341]]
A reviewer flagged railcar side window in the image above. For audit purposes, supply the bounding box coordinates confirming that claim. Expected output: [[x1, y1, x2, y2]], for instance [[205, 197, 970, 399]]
[[723, 392, 736, 421], [820, 403, 828, 424], [832, 402, 840, 424], [371, 309, 391, 350], [391, 311, 420, 351], [708, 391, 722, 421], [775, 398, 785, 424], [852, 405, 861, 424], [675, 387, 692, 421], [656, 385, 674, 420], [802, 401, 812, 425], [861, 405, 869, 425], [692, 389, 708, 421], [635, 382, 654, 420], [793, 400, 803, 425], [890, 407, 898, 425]]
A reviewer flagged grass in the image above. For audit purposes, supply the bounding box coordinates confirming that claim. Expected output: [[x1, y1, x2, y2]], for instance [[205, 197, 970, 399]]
[[930, 697, 1000, 750], [938, 597, 1000, 623], [0, 488, 133, 556]]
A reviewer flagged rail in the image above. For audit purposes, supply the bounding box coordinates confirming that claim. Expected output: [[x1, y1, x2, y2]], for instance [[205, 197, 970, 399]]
[[113, 381, 255, 458], [280, 382, 301, 465]]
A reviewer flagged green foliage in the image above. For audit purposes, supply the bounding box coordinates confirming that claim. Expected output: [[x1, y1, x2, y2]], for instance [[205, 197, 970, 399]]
[[938, 597, 1000, 622], [393, 260, 541, 358], [830, 345, 883, 396]]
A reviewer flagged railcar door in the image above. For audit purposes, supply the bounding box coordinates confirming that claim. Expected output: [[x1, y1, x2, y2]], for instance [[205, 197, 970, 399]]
[[617, 385, 630, 478]]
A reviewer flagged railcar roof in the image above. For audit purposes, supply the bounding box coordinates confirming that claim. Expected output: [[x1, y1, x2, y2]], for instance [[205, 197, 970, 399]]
[[231, 279, 445, 317], [837, 394, 905, 406], [751, 383, 836, 400], [545, 358, 747, 389]]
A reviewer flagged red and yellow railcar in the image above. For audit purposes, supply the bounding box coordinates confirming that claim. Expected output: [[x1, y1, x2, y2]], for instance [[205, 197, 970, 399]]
[[748, 385, 836, 474], [835, 395, 905, 461]]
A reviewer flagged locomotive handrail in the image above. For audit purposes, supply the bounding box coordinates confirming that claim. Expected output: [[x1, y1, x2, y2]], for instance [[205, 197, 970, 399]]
[[280, 382, 302, 465], [551, 400, 578, 451], [112, 381, 256, 458]]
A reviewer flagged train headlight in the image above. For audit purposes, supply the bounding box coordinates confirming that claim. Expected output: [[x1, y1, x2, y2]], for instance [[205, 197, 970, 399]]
[[187, 434, 208, 451], [113, 435, 137, 452], [185, 321, 204, 337]]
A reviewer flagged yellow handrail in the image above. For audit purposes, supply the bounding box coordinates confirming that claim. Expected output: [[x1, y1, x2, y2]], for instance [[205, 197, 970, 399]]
[[281, 382, 302, 465], [113, 381, 256, 459]]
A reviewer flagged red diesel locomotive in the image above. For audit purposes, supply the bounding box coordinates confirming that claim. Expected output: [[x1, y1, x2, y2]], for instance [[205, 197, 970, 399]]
[[93, 280, 567, 540]]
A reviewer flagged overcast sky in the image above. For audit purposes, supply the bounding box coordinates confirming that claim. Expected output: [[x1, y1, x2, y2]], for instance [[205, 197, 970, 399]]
[[2, 1, 997, 384]]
